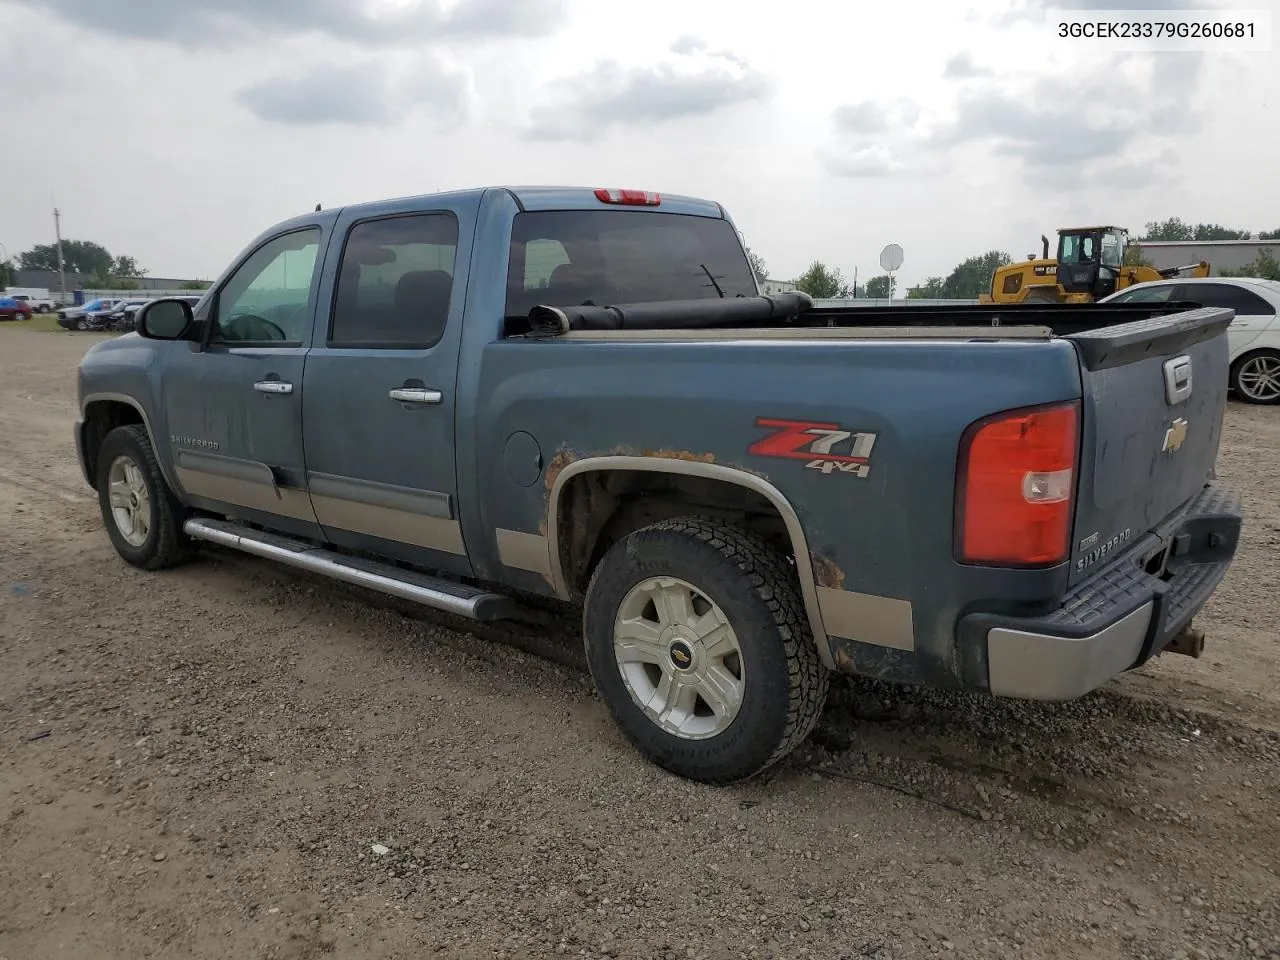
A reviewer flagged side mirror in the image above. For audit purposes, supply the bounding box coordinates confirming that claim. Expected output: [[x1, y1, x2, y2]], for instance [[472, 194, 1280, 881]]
[[137, 298, 195, 340]]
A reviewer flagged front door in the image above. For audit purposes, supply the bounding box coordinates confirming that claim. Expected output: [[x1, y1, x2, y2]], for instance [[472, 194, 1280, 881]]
[[301, 204, 474, 577], [160, 226, 328, 540]]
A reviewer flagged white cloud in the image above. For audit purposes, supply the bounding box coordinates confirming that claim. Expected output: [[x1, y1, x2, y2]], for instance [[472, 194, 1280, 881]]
[[0, 0, 1273, 290]]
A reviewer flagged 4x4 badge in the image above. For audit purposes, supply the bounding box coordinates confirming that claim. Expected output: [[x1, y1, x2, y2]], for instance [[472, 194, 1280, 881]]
[[747, 417, 877, 478]]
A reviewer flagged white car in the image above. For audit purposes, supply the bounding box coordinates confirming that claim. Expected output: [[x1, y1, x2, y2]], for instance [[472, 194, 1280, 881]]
[[1100, 277, 1280, 405]]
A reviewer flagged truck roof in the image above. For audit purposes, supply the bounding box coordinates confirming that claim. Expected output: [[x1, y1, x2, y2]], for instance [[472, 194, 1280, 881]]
[[288, 186, 728, 228]]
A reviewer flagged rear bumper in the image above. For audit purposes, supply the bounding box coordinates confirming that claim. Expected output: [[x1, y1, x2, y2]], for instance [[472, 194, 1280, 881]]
[[960, 482, 1242, 701]]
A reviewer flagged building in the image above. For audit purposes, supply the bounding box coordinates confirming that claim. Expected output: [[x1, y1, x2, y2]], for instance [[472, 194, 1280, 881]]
[[14, 269, 208, 295], [1131, 239, 1280, 274], [759, 278, 797, 295]]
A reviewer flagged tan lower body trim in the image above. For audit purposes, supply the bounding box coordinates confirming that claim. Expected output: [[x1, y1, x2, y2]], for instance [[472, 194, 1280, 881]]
[[816, 586, 915, 652], [175, 466, 317, 523], [310, 494, 466, 555], [495, 529, 552, 577]]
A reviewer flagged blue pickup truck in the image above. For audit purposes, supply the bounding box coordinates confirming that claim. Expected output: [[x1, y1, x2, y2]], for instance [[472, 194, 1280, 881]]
[[74, 185, 1243, 784]]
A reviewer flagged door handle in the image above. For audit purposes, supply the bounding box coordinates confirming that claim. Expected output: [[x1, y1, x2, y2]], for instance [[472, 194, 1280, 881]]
[[389, 387, 443, 405], [254, 380, 294, 395]]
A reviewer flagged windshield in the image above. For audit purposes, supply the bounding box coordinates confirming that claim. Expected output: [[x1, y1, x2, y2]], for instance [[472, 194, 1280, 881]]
[[1100, 232, 1123, 268], [1110, 285, 1173, 303], [504, 210, 757, 317]]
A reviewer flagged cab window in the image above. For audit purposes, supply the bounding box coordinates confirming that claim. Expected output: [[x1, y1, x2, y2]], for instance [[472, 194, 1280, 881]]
[[213, 227, 322, 344], [1111, 285, 1174, 303], [329, 213, 459, 348]]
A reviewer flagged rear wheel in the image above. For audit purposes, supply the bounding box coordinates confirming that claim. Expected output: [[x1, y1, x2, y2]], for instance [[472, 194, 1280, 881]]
[[37, 304, 51, 314], [583, 516, 829, 784], [95, 425, 193, 570], [1231, 350, 1280, 405]]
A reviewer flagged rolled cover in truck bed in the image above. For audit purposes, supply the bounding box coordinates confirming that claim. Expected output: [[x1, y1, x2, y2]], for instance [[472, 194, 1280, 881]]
[[526, 292, 816, 336]]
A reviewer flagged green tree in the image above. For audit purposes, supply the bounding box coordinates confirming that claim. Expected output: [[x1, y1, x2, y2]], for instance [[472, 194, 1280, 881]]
[[1218, 249, 1280, 281], [1140, 218, 1253, 241], [1192, 223, 1251, 241], [18, 239, 114, 275], [180, 279, 212, 290], [1258, 228, 1280, 241], [864, 274, 895, 298], [792, 260, 854, 299], [941, 250, 1012, 299], [1123, 242, 1153, 267], [113, 255, 146, 278], [906, 277, 947, 299], [744, 246, 768, 283], [0, 259, 14, 287]]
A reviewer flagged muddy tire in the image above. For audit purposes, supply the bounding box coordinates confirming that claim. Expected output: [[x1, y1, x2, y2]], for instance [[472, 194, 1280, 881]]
[[95, 425, 193, 570], [583, 516, 829, 784]]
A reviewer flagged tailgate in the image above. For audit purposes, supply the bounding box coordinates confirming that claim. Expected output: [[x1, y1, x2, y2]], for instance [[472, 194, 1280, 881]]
[[1065, 307, 1234, 587]]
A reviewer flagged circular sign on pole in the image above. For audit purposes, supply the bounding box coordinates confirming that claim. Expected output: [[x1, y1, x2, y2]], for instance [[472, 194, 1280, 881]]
[[879, 243, 904, 273]]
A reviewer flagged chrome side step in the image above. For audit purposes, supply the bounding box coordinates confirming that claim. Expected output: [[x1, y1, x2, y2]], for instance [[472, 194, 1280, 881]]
[[182, 518, 519, 622]]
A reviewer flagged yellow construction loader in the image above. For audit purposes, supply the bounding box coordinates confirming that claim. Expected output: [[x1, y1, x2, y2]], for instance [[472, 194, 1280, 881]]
[[980, 226, 1210, 304]]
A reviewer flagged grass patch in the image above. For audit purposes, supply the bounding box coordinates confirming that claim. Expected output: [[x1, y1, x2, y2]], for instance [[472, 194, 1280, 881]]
[[2, 312, 71, 333]]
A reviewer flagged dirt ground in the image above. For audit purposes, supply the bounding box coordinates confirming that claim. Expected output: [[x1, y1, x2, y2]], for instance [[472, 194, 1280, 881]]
[[1, 328, 1278, 960]]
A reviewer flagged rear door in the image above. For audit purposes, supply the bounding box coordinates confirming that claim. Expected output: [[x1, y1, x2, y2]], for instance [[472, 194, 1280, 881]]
[[1065, 307, 1234, 586], [301, 201, 475, 577], [1173, 281, 1277, 358]]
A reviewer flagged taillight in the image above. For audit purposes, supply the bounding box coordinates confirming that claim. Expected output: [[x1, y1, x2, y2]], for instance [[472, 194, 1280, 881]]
[[955, 401, 1080, 567], [594, 188, 661, 206]]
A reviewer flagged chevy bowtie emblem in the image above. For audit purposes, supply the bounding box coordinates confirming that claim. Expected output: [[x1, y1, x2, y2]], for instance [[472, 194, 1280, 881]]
[[1162, 418, 1189, 453]]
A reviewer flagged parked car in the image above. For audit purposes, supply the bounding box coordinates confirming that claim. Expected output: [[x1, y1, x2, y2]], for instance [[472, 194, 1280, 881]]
[[0, 295, 34, 321], [7, 292, 57, 313], [1100, 277, 1280, 404], [57, 298, 127, 330], [74, 185, 1242, 784], [96, 299, 153, 332]]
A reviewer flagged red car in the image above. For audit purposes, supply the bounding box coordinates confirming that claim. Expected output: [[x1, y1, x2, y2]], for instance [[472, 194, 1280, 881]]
[[0, 296, 34, 321]]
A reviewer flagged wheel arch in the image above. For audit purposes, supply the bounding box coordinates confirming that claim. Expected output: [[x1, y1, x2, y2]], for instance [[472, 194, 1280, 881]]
[[81, 393, 179, 494], [546, 456, 835, 669]]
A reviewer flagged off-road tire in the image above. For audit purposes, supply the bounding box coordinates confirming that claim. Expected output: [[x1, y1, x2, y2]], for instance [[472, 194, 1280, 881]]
[[95, 424, 194, 570], [583, 516, 829, 784]]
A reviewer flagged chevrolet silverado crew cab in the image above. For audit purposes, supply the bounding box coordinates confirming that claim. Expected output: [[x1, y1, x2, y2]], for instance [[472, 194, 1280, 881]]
[[74, 186, 1243, 784]]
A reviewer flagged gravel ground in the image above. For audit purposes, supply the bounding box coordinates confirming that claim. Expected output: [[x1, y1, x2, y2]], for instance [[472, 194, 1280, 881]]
[[1, 328, 1278, 960]]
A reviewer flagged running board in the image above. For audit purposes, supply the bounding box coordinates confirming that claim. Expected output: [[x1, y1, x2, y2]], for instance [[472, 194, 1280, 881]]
[[182, 518, 519, 622]]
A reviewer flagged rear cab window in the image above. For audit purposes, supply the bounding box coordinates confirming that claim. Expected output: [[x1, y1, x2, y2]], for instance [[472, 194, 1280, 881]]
[[328, 213, 459, 348], [503, 210, 757, 329]]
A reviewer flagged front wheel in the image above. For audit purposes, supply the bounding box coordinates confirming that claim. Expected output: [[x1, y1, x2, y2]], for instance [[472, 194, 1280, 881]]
[[95, 425, 193, 570], [583, 517, 829, 784], [1231, 350, 1280, 405]]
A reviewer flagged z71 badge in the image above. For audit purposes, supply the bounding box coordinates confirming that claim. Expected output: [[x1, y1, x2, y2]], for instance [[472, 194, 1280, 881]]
[[747, 417, 877, 478]]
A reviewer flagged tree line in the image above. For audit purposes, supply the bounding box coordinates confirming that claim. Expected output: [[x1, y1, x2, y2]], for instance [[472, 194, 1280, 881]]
[[3, 240, 209, 290], [747, 216, 1280, 301]]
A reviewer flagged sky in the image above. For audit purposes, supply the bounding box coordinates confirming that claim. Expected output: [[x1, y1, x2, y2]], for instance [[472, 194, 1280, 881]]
[[0, 0, 1276, 289]]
